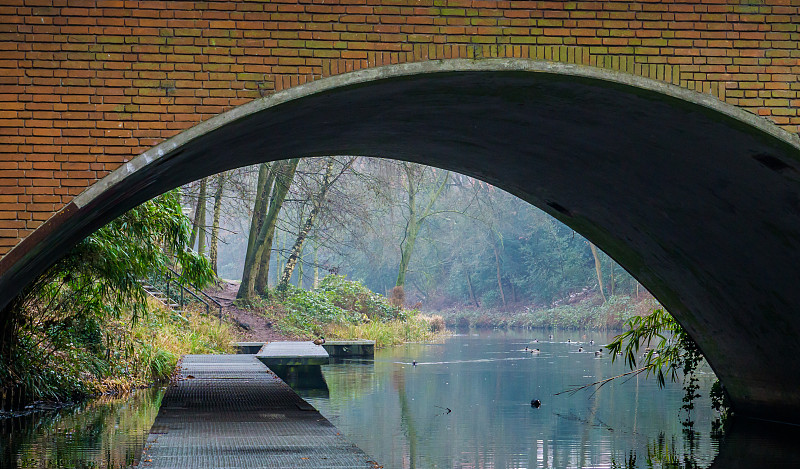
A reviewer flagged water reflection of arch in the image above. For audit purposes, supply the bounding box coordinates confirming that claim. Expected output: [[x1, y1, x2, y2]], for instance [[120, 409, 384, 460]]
[[2, 59, 800, 423]]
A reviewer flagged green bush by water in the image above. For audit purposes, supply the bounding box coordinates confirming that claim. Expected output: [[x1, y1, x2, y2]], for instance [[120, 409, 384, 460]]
[[268, 275, 441, 346], [2, 300, 235, 405], [0, 190, 223, 406]]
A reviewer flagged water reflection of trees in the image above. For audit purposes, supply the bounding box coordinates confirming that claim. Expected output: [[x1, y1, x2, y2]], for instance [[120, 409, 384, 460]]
[[610, 432, 701, 469], [313, 335, 723, 469], [1, 387, 163, 469]]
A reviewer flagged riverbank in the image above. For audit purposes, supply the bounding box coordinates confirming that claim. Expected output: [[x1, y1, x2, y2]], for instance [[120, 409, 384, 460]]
[[1, 298, 235, 414], [431, 293, 658, 330], [208, 276, 447, 347], [207, 278, 651, 346]]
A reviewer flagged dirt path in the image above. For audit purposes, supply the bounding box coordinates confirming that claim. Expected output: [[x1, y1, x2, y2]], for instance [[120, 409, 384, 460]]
[[206, 281, 293, 342]]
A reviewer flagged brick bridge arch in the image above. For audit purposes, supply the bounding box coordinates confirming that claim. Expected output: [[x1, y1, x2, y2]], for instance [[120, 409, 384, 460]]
[[2, 2, 800, 423]]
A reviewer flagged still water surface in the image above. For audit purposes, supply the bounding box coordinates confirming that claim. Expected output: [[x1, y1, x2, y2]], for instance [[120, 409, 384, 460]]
[[4, 330, 800, 468], [0, 386, 164, 468], [299, 329, 720, 469]]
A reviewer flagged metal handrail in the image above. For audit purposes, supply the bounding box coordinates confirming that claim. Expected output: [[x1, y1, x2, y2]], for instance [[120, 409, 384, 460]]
[[146, 267, 223, 321], [165, 266, 223, 318]]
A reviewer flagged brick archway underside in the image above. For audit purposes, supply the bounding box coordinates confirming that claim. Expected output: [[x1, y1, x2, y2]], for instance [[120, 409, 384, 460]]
[[2, 61, 800, 423]]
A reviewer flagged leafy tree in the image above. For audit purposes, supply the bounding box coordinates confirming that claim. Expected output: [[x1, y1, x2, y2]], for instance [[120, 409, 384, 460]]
[[0, 189, 213, 401]]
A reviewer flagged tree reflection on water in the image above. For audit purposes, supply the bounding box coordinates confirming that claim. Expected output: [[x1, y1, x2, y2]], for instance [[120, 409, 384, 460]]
[[1, 387, 164, 469]]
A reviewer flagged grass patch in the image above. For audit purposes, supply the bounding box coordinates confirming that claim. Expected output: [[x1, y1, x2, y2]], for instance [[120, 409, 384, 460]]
[[5, 298, 235, 404], [327, 315, 447, 347]]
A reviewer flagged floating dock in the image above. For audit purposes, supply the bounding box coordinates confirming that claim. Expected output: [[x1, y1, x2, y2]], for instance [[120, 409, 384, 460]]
[[140, 354, 379, 468], [256, 341, 331, 367], [323, 340, 375, 358], [233, 341, 266, 354], [231, 340, 375, 358]]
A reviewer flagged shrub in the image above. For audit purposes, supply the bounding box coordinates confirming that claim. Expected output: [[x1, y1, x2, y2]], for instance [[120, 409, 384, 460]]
[[421, 314, 446, 332], [272, 275, 440, 345], [327, 316, 446, 347], [0, 190, 218, 405], [388, 285, 405, 308]]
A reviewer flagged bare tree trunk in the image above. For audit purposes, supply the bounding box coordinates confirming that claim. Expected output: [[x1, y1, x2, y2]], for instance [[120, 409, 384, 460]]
[[274, 231, 283, 283], [238, 164, 276, 299], [491, 234, 506, 308], [589, 242, 607, 303], [196, 177, 208, 255], [253, 160, 299, 295], [510, 278, 516, 303], [296, 243, 305, 288], [237, 159, 299, 301], [313, 235, 320, 289], [244, 163, 274, 266], [188, 177, 208, 251], [396, 166, 448, 288], [465, 269, 479, 308], [610, 261, 615, 297], [279, 209, 319, 289], [278, 158, 338, 291], [209, 172, 227, 275]]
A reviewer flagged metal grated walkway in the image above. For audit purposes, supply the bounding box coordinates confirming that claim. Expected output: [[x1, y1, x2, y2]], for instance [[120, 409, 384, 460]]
[[140, 354, 380, 468]]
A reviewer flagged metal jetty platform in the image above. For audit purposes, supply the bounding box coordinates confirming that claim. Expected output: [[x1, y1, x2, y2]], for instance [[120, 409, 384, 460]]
[[140, 354, 379, 468], [256, 341, 331, 367]]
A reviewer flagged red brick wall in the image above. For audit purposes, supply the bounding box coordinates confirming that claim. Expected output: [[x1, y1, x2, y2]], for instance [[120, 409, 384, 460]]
[[1, 0, 798, 256]]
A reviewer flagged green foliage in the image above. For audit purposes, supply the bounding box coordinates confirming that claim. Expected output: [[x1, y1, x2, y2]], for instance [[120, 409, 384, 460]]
[[316, 275, 407, 321], [607, 308, 695, 388], [710, 380, 733, 435], [328, 316, 444, 347], [278, 286, 357, 337], [273, 275, 418, 341], [149, 348, 177, 381], [607, 308, 730, 428], [1, 190, 217, 404]]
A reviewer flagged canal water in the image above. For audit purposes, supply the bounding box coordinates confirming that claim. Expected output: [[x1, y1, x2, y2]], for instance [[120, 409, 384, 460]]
[[300, 329, 721, 469], [0, 386, 164, 469], [4, 329, 800, 468]]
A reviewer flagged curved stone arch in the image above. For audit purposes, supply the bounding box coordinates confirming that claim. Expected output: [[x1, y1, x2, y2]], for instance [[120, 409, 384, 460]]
[[2, 59, 800, 422]]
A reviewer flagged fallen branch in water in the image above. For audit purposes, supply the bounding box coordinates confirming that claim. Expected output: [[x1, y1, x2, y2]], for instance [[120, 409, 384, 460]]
[[554, 367, 648, 396]]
